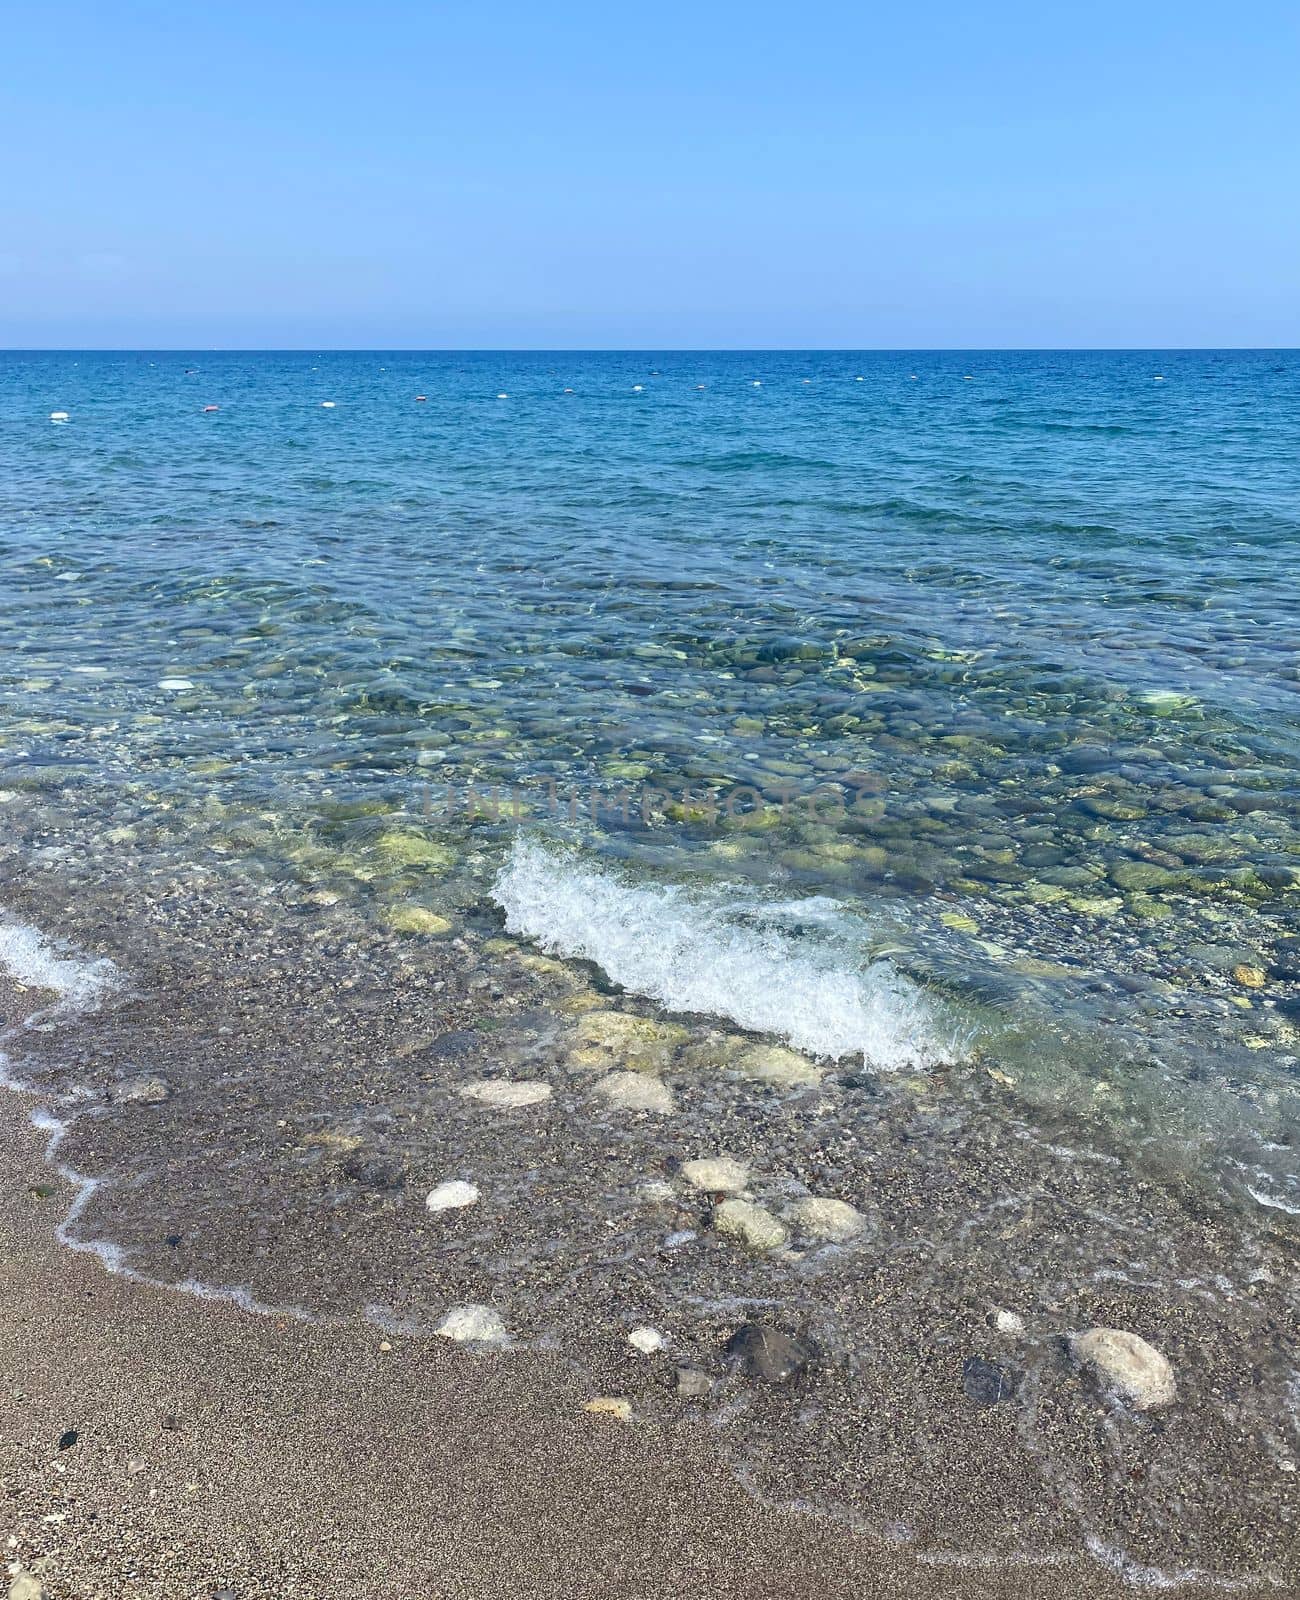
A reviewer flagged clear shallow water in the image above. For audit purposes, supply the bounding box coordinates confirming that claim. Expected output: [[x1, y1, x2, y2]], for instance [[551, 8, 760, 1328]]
[[3, 349, 1298, 1190], [2, 350, 1300, 1582]]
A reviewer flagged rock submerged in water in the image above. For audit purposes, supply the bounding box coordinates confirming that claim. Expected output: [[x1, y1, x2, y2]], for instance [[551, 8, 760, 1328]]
[[1068, 1327, 1176, 1410], [788, 1195, 866, 1242], [385, 905, 454, 936], [714, 1197, 789, 1251], [434, 1304, 509, 1345], [676, 1366, 712, 1398], [732, 1042, 824, 1089], [962, 1355, 1019, 1406], [110, 1075, 170, 1105], [458, 1079, 552, 1109], [425, 1179, 480, 1212], [680, 1155, 748, 1193], [725, 1323, 812, 1383], [594, 1070, 675, 1114], [568, 1010, 689, 1073]]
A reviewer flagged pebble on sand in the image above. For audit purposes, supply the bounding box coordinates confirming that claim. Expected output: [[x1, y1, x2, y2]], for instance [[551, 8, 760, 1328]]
[[434, 1304, 509, 1345], [628, 1326, 666, 1355], [385, 905, 454, 936], [995, 1309, 1026, 1336], [425, 1179, 480, 1212], [8, 1570, 47, 1600], [594, 1071, 675, 1114], [676, 1366, 712, 1398], [732, 1043, 824, 1089], [583, 1397, 632, 1420], [725, 1323, 811, 1383], [568, 1010, 689, 1073], [109, 1075, 170, 1105], [1069, 1327, 1177, 1410], [714, 1198, 789, 1251], [458, 1079, 552, 1108], [788, 1195, 865, 1242], [680, 1156, 748, 1193], [157, 678, 195, 691]]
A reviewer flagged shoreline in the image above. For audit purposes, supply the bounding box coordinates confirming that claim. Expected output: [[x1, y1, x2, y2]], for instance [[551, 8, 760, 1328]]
[[0, 1092, 1213, 1600], [0, 965, 1253, 1600]]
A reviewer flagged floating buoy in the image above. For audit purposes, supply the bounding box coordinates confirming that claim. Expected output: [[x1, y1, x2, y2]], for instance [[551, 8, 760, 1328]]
[[1153, 375, 1165, 382], [563, 388, 574, 394], [909, 375, 918, 380], [320, 400, 336, 408], [49, 411, 69, 423], [855, 376, 864, 382], [497, 393, 508, 399], [695, 384, 706, 390], [963, 375, 974, 381], [751, 380, 762, 387], [802, 378, 811, 384], [415, 394, 427, 402], [202, 404, 220, 413], [632, 384, 644, 392]]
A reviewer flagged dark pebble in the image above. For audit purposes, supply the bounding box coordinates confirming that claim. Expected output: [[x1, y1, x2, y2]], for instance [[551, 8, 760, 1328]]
[[340, 1154, 406, 1190], [58, 1429, 79, 1450], [725, 1323, 813, 1383], [425, 1029, 481, 1059], [962, 1355, 1019, 1406]]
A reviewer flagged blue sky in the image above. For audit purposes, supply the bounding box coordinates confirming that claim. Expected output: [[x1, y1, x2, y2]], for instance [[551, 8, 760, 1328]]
[[3, 2, 1297, 347]]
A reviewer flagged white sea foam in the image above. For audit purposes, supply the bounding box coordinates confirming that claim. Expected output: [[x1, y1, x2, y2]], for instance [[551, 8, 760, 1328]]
[[0, 917, 119, 1016], [491, 837, 963, 1068]]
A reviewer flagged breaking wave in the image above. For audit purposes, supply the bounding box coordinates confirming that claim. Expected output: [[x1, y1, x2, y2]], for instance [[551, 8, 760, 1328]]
[[492, 836, 965, 1068]]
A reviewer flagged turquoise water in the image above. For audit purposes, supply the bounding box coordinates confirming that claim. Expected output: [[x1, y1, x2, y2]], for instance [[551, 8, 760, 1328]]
[[4, 350, 1300, 1578], [4, 351, 1300, 1184]]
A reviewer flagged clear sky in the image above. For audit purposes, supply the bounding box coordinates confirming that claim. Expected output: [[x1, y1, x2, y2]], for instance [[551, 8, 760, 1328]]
[[3, 1, 1298, 348]]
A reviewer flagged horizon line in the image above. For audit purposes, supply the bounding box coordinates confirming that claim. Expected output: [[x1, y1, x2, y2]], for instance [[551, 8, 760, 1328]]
[[2, 345, 1298, 356]]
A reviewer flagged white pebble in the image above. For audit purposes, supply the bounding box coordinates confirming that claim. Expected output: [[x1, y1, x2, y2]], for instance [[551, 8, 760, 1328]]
[[1069, 1327, 1176, 1410], [458, 1079, 552, 1108], [995, 1309, 1026, 1336], [628, 1326, 666, 1355], [157, 677, 195, 691], [435, 1304, 508, 1345], [425, 1179, 480, 1213], [595, 1071, 675, 1114], [681, 1156, 748, 1193], [789, 1195, 865, 1242], [714, 1198, 788, 1251]]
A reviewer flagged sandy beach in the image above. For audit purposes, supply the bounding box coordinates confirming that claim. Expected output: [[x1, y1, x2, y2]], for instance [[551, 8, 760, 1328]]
[[2, 1101, 1224, 1600]]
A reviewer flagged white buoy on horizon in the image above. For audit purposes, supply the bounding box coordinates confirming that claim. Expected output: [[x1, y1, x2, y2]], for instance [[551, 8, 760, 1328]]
[[497, 392, 508, 399], [50, 411, 70, 423], [321, 400, 336, 408], [632, 384, 643, 391]]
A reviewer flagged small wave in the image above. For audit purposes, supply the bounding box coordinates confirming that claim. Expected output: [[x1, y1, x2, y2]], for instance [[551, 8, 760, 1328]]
[[491, 837, 963, 1068], [0, 916, 119, 1015]]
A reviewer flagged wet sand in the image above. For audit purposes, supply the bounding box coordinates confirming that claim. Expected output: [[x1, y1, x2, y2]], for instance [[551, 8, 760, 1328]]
[[2, 1085, 1230, 1600]]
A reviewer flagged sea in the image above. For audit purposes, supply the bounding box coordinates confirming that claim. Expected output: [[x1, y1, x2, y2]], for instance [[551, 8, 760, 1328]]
[[1, 349, 1298, 1585]]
